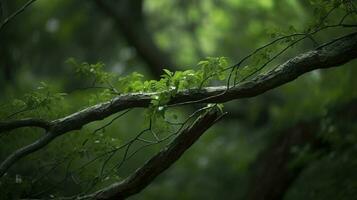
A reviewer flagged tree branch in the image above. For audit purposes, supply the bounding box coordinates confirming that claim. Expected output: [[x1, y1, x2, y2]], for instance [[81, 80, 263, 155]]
[[0, 118, 51, 133], [0, 131, 56, 176], [49, 31, 357, 135], [78, 108, 224, 200], [0, 0, 37, 32], [1, 32, 357, 177]]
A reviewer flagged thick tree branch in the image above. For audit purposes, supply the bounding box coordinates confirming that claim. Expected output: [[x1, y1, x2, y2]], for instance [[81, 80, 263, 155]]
[[1, 32, 356, 177], [50, 32, 357, 134], [0, 132, 56, 176], [0, 118, 51, 133], [78, 108, 224, 200]]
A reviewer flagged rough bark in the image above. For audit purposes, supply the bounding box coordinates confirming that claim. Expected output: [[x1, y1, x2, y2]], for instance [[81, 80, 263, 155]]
[[0, 118, 51, 133], [0, 32, 356, 177], [76, 108, 223, 200]]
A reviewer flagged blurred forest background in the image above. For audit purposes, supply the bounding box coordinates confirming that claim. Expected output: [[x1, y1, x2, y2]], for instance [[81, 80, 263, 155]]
[[0, 0, 357, 199]]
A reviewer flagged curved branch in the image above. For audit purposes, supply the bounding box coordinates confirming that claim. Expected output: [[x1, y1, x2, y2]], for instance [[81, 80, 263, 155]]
[[79, 108, 224, 200], [0, 118, 51, 133], [50, 32, 357, 134], [0, 132, 56, 176], [1, 32, 356, 177]]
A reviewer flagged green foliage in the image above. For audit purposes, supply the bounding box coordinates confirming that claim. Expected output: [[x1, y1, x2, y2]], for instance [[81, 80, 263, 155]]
[[306, 0, 347, 31], [197, 56, 229, 85], [1, 0, 356, 199], [5, 56, 227, 128], [114, 56, 229, 95], [88, 89, 115, 105], [8, 82, 67, 117], [67, 58, 113, 84], [145, 57, 228, 121], [117, 72, 145, 93], [63, 56, 228, 123]]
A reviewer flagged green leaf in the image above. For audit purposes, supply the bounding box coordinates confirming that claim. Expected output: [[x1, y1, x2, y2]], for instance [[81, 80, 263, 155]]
[[163, 69, 173, 77], [217, 104, 224, 113]]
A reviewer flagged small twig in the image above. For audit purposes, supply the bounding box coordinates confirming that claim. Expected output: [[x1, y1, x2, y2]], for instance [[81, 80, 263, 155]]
[[92, 109, 132, 134], [6, 92, 51, 119], [66, 86, 118, 94], [0, 0, 37, 32], [79, 107, 223, 200], [315, 5, 338, 29], [240, 36, 307, 82]]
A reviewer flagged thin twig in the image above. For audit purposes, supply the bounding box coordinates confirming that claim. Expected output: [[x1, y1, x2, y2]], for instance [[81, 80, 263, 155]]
[[92, 109, 132, 135], [0, 0, 37, 32]]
